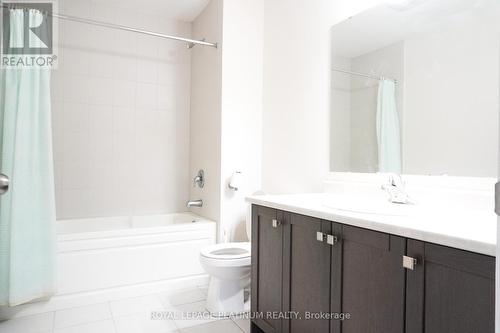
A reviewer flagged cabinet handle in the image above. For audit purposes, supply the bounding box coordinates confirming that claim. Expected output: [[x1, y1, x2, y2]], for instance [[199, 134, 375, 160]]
[[327, 234, 338, 245], [272, 219, 281, 228], [317, 232, 338, 246], [403, 256, 417, 270]]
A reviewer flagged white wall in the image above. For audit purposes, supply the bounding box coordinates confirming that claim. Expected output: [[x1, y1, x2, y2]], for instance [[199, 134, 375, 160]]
[[219, 0, 264, 241], [261, 0, 389, 194], [52, 1, 192, 219], [189, 0, 223, 223], [403, 22, 499, 177], [189, 0, 264, 241]]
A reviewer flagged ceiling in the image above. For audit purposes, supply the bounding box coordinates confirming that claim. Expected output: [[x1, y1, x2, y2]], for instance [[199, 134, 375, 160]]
[[331, 0, 500, 58], [91, 0, 210, 22]]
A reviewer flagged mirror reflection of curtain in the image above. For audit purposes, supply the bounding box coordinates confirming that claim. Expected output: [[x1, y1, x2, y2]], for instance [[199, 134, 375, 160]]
[[0, 9, 56, 306], [376, 79, 402, 174]]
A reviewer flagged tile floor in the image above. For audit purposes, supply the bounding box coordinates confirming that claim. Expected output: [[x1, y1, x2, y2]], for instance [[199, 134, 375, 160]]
[[0, 286, 250, 333]]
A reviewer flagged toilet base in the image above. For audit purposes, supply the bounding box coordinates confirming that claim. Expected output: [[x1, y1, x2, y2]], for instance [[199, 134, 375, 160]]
[[206, 277, 249, 317]]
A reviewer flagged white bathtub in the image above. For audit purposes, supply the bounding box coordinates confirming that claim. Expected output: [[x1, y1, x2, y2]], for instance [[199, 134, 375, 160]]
[[0, 213, 216, 319]]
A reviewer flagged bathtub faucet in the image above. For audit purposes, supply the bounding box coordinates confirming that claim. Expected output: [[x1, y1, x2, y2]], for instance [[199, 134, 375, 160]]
[[186, 199, 203, 208]]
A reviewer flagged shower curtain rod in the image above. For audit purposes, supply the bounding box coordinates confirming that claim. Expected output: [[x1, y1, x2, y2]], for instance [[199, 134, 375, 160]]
[[1, 4, 218, 49], [331, 68, 397, 84]]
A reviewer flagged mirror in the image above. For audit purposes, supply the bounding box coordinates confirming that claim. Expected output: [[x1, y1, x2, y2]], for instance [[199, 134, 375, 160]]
[[329, 0, 500, 177]]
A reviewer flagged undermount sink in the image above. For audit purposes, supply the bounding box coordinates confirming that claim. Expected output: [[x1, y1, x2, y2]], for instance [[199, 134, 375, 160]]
[[323, 194, 415, 216]]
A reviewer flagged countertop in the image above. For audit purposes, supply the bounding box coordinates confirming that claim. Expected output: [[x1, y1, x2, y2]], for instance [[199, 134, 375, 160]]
[[246, 193, 497, 256]]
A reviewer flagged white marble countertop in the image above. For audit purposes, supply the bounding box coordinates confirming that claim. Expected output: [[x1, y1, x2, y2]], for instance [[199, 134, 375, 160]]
[[246, 193, 497, 256]]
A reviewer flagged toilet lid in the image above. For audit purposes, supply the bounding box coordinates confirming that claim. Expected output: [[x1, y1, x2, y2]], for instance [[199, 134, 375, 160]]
[[200, 242, 251, 260]]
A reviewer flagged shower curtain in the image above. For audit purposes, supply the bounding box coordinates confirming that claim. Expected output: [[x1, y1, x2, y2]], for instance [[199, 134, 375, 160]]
[[0, 9, 56, 306], [376, 79, 402, 174]]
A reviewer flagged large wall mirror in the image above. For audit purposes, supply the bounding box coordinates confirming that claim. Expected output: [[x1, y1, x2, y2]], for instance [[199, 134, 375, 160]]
[[329, 0, 500, 177]]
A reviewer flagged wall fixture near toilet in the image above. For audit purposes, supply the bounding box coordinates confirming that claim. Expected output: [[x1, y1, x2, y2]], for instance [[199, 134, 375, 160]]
[[228, 171, 243, 191], [329, 0, 500, 177]]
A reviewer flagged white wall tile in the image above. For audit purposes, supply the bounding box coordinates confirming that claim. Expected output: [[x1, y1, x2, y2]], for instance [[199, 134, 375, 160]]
[[112, 80, 137, 107], [135, 35, 159, 58], [89, 53, 114, 79], [54, 7, 192, 219], [62, 162, 91, 189], [60, 0, 91, 18], [51, 70, 65, 102], [90, 3, 115, 22], [59, 189, 91, 218], [136, 83, 158, 109], [62, 21, 93, 49], [63, 75, 92, 104], [61, 48, 90, 76], [63, 103, 89, 134], [112, 56, 137, 82], [89, 77, 113, 105], [137, 59, 158, 84]]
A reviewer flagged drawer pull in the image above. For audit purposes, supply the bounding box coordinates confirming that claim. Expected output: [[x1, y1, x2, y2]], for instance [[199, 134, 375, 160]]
[[327, 234, 338, 245], [403, 256, 417, 270]]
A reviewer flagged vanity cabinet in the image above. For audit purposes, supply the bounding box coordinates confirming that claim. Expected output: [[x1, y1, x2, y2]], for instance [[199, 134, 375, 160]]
[[251, 206, 284, 333], [250, 205, 495, 333], [282, 212, 332, 333], [406, 240, 495, 333], [339, 226, 406, 333]]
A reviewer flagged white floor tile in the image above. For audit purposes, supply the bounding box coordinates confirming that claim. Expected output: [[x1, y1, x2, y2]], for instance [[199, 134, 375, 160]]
[[53, 319, 116, 333], [232, 317, 250, 333], [55, 303, 112, 328], [0, 312, 54, 333], [179, 320, 243, 333], [166, 301, 220, 329], [110, 295, 164, 317], [159, 288, 206, 307], [196, 286, 208, 297], [114, 311, 178, 333]]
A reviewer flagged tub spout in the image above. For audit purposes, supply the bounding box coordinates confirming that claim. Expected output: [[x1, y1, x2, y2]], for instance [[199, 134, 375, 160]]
[[186, 199, 203, 208]]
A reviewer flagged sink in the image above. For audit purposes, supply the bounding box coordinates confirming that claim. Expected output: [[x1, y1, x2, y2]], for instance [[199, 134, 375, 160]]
[[323, 194, 415, 216]]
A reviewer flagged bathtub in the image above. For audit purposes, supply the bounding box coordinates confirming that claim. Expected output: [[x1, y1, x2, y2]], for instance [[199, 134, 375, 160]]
[[0, 213, 216, 319]]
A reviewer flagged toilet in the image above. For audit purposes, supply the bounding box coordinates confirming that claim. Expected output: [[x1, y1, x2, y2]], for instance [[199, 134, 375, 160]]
[[199, 216, 252, 316]]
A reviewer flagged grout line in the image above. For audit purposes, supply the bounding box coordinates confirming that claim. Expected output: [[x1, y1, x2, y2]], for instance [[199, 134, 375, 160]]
[[52, 311, 56, 333], [109, 301, 119, 333], [230, 316, 248, 333]]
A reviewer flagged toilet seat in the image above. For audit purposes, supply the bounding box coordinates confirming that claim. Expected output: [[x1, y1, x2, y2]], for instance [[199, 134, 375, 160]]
[[200, 242, 250, 260], [200, 242, 251, 268]]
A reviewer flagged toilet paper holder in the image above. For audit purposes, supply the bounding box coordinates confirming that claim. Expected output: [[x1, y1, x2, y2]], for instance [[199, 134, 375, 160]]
[[228, 171, 243, 191]]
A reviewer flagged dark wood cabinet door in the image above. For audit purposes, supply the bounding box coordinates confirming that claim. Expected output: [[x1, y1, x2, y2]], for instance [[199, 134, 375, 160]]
[[282, 213, 332, 333], [251, 205, 283, 333], [406, 240, 495, 333], [337, 225, 406, 333]]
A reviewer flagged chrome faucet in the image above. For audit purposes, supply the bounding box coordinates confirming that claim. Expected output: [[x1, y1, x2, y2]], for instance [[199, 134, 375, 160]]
[[186, 199, 203, 208], [193, 169, 204, 188], [381, 174, 414, 204]]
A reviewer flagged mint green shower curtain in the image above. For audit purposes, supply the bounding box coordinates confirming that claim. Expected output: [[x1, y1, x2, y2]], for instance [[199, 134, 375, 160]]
[[0, 9, 56, 306], [376, 79, 402, 174]]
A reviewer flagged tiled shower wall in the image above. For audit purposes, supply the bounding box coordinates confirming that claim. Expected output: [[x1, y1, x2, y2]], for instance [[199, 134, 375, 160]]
[[51, 1, 191, 219]]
